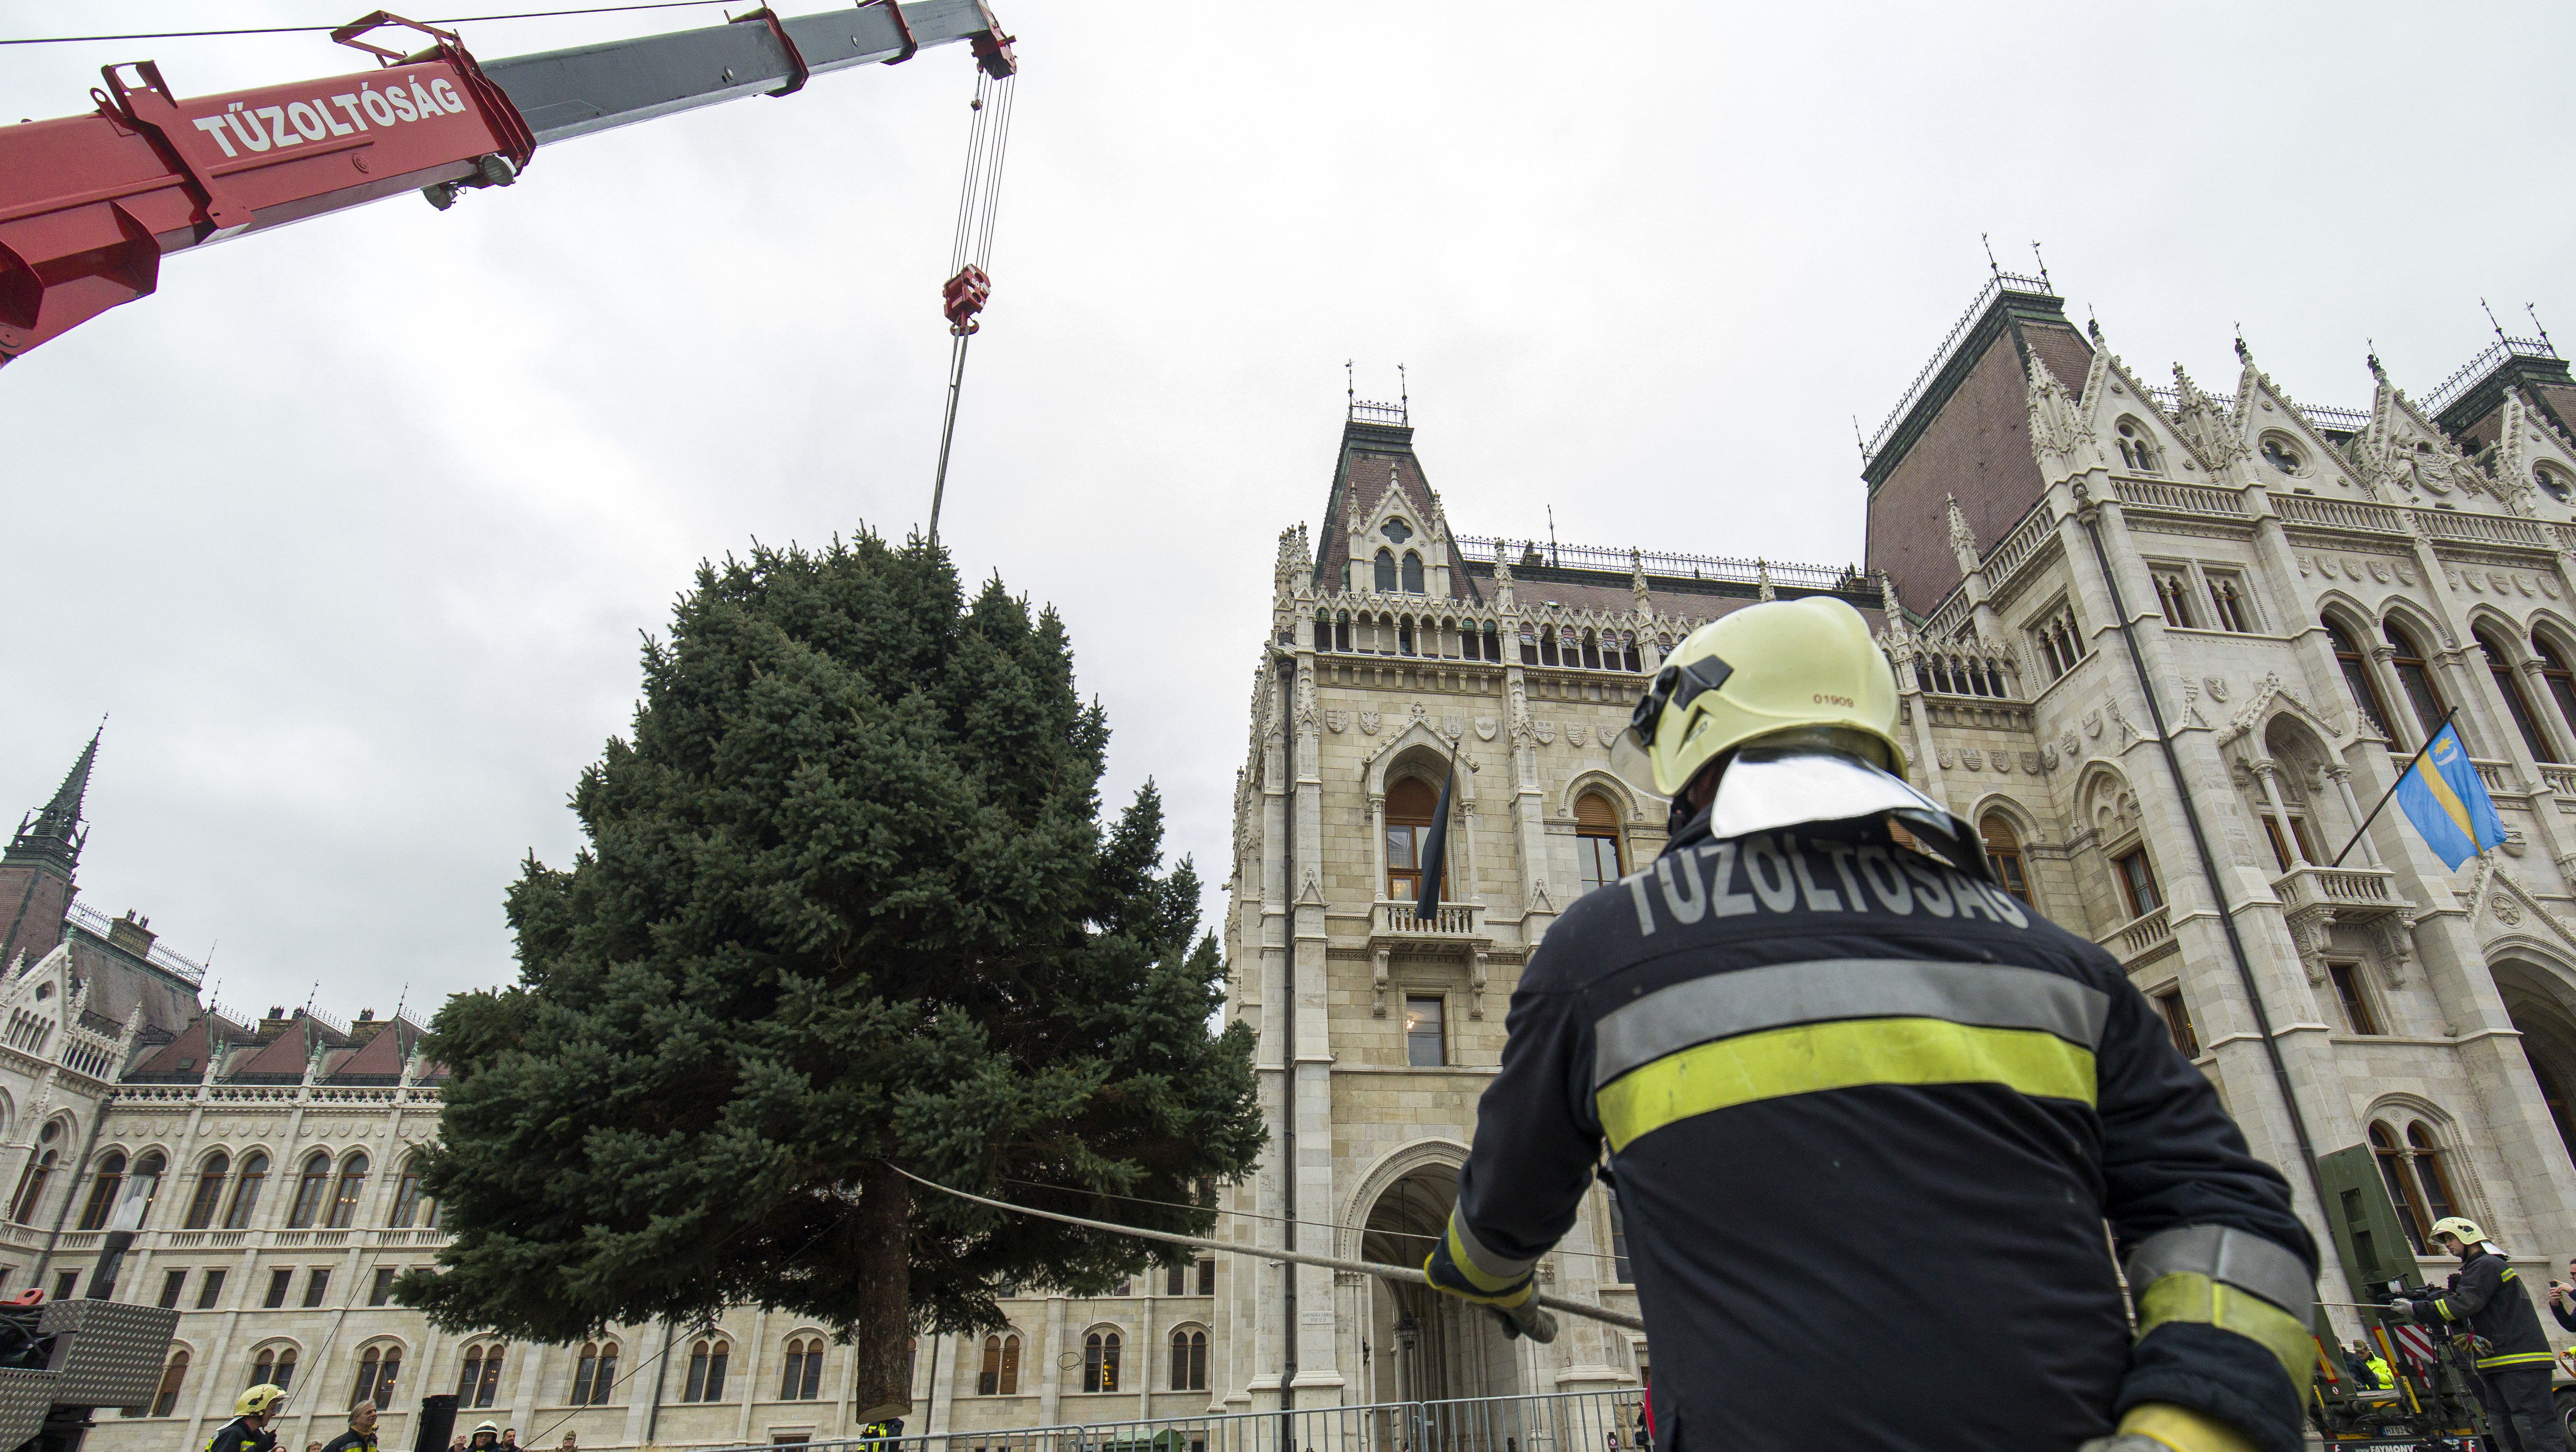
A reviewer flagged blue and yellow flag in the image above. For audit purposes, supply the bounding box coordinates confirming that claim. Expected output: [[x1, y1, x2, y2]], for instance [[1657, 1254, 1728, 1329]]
[[2395, 723, 2507, 869]]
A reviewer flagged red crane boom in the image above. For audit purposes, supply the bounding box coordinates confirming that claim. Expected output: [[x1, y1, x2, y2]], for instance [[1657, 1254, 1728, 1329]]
[[0, 0, 1014, 368]]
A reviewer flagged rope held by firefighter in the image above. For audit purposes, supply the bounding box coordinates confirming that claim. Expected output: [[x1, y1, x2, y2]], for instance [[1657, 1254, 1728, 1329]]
[[885, 1164, 1645, 1339], [926, 61, 1014, 547]]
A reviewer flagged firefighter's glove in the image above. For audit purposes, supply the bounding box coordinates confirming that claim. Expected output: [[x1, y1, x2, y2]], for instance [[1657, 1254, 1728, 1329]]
[[2075, 1403, 2261, 1452], [2379, 1298, 2419, 1324]]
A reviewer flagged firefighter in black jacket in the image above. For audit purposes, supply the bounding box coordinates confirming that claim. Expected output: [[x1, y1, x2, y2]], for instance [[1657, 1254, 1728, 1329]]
[[2386, 1217, 2568, 1450], [1420, 599, 2320, 1452]]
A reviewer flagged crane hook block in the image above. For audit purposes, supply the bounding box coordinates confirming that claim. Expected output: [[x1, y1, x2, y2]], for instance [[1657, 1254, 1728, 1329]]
[[941, 265, 992, 335]]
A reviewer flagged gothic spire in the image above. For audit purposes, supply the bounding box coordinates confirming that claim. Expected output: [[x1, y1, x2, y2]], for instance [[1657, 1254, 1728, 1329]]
[[6, 726, 99, 875]]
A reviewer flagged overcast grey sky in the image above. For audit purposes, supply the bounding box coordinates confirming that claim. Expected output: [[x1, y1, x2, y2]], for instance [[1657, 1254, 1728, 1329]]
[[3, 0, 2569, 1021]]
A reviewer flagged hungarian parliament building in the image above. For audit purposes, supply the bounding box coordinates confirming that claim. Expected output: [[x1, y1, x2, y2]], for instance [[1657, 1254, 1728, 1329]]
[[14, 271, 2576, 1452]]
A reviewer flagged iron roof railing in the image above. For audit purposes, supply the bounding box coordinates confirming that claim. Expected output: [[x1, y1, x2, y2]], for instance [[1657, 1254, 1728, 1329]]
[[1456, 536, 1865, 594], [1348, 398, 1408, 426], [2423, 335, 2561, 416], [1864, 271, 2057, 465], [63, 899, 205, 986]]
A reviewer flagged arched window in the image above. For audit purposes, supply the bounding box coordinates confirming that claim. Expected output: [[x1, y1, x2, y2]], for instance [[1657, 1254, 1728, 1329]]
[[1082, 1331, 1120, 1393], [77, 1151, 127, 1232], [1981, 816, 2031, 905], [350, 1345, 401, 1410], [2370, 1122, 2430, 1253], [1374, 549, 1397, 592], [1397, 617, 1415, 656], [1483, 624, 1502, 663], [977, 1334, 1021, 1395], [682, 1338, 728, 1402], [780, 1336, 825, 1400], [184, 1152, 228, 1230], [570, 1339, 618, 1406], [124, 1149, 166, 1226], [2115, 418, 2161, 474], [224, 1152, 268, 1230], [1456, 620, 1480, 661], [2407, 1123, 2461, 1226], [1401, 551, 1424, 594], [1539, 626, 1561, 668], [2325, 618, 2393, 738], [457, 1343, 504, 1408], [1620, 632, 1641, 672], [1384, 777, 1442, 902], [327, 1153, 368, 1229], [2152, 569, 2196, 629], [1581, 630, 1602, 669], [286, 1152, 332, 1229], [1313, 616, 1331, 651], [389, 1157, 424, 1228], [2384, 622, 2447, 743], [1574, 793, 1623, 896], [10, 1139, 56, 1226], [249, 1346, 297, 1392], [151, 1350, 189, 1417], [2536, 636, 2576, 754], [1519, 625, 1538, 666], [1168, 1328, 1206, 1392], [2477, 629, 2552, 762]]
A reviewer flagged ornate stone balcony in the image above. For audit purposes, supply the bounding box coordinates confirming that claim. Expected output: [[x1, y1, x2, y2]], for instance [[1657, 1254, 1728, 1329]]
[[1368, 900, 1491, 1020], [2102, 904, 2174, 971], [2272, 863, 2417, 985]]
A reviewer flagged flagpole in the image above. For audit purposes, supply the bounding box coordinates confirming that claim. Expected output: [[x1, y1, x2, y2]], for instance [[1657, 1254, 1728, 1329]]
[[2328, 705, 2458, 868]]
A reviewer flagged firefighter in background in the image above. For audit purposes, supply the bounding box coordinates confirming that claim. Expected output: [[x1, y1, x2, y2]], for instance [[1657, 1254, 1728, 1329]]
[[2384, 1217, 2569, 1451], [1420, 598, 2320, 1452], [206, 1385, 286, 1452]]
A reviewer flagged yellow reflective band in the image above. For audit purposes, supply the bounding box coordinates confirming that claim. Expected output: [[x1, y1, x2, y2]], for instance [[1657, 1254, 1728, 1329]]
[[2439, 1299, 2458, 1321], [2475, 1352, 2557, 1370], [2117, 1402, 2263, 1452], [1443, 1216, 1522, 1295], [2135, 1272, 2316, 1390], [1593, 1017, 2097, 1151]]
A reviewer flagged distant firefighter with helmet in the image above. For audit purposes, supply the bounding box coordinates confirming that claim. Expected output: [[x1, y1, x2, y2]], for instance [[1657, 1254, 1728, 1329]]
[[2383, 1217, 2569, 1451], [1419, 597, 2320, 1452], [206, 1384, 287, 1452]]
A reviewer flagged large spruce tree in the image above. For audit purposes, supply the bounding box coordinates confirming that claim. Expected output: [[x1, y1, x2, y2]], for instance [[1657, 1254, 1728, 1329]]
[[402, 534, 1263, 1418]]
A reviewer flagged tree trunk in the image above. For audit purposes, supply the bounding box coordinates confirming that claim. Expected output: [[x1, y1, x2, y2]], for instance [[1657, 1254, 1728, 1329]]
[[849, 1161, 914, 1422]]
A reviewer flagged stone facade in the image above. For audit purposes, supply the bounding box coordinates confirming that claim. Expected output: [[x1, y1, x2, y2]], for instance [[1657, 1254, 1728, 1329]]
[[12, 277, 2576, 1452]]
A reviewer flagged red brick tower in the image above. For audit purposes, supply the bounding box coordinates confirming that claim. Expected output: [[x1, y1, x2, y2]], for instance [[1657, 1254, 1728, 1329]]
[[1862, 269, 2094, 616], [0, 727, 98, 971]]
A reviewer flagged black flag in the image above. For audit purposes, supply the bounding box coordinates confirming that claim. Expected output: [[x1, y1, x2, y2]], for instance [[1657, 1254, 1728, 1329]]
[[1415, 743, 1458, 921]]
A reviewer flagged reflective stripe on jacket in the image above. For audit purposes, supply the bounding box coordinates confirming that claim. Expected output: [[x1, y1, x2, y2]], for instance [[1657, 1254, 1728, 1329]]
[[2423, 1252, 2553, 1374]]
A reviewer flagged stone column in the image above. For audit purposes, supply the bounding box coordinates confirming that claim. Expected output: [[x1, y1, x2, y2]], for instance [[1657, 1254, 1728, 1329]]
[[2249, 760, 2308, 866], [2324, 766, 2379, 867]]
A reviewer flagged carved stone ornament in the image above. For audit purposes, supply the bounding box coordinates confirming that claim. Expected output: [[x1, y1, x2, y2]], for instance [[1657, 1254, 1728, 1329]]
[[2494, 892, 2524, 927], [2397, 562, 2419, 586], [2039, 747, 2059, 773], [2368, 559, 2390, 583], [2297, 555, 2315, 577], [2493, 571, 2514, 594], [1359, 710, 1382, 736], [1409, 701, 1429, 725], [1324, 710, 1349, 734], [2084, 710, 2104, 740], [1444, 715, 1466, 740], [2342, 556, 2364, 579], [2315, 556, 2337, 580], [2061, 731, 2081, 761], [1475, 716, 1498, 741], [2205, 676, 2229, 703], [1936, 748, 1955, 770], [2286, 904, 2336, 985], [1533, 719, 1557, 746], [2545, 576, 2564, 600], [2022, 751, 2043, 775], [1565, 723, 1589, 748], [1959, 747, 1982, 771], [1994, 751, 2015, 774]]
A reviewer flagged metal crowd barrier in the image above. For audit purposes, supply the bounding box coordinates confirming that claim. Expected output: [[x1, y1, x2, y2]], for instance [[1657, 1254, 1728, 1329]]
[[694, 1389, 1654, 1452]]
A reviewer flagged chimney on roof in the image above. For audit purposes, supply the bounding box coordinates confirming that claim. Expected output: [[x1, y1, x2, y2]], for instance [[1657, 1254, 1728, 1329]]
[[349, 1009, 386, 1045], [105, 910, 155, 959], [261, 1006, 293, 1038]]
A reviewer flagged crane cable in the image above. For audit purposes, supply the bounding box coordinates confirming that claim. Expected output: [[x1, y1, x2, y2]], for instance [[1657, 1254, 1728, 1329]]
[[926, 64, 1015, 547], [886, 1163, 1646, 1339]]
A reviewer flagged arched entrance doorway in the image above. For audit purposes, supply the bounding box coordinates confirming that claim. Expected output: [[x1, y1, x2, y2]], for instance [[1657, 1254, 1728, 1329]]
[[2492, 957, 2576, 1174], [1362, 1162, 1523, 1414]]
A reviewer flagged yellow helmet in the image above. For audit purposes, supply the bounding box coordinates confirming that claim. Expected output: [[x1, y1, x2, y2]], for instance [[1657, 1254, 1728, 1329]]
[[1610, 597, 1905, 799], [235, 1385, 288, 1418], [2428, 1216, 2487, 1247]]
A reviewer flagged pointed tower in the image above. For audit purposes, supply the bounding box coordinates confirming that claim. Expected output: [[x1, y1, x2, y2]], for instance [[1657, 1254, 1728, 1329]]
[[0, 727, 99, 973]]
